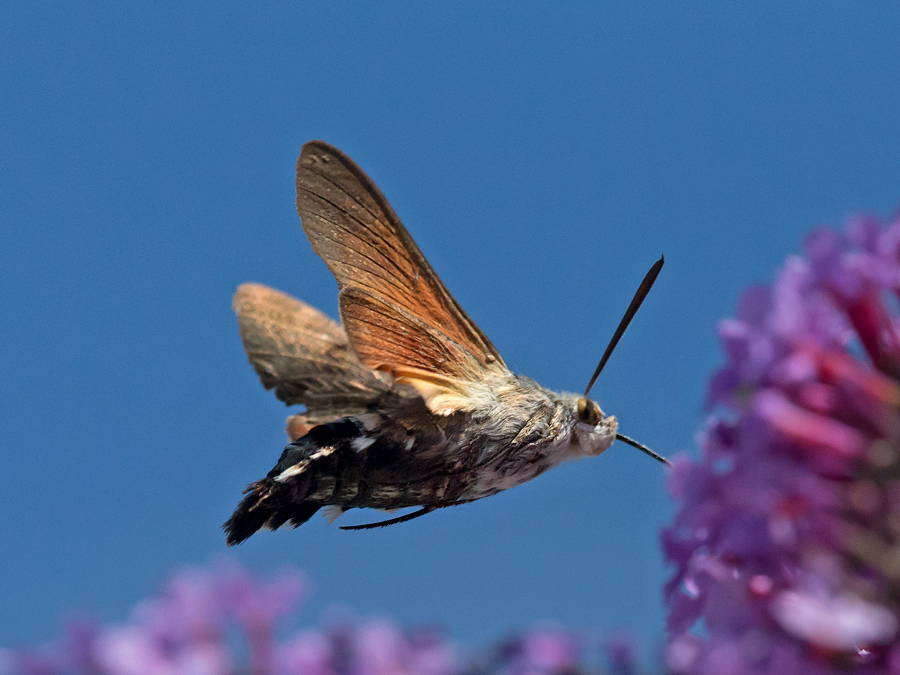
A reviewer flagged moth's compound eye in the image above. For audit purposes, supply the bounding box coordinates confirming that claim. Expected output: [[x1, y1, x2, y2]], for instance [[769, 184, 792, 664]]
[[576, 397, 602, 426]]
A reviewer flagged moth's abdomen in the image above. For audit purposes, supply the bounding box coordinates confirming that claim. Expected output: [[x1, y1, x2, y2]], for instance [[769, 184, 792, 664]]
[[223, 415, 451, 544], [223, 420, 360, 545], [224, 489, 320, 546]]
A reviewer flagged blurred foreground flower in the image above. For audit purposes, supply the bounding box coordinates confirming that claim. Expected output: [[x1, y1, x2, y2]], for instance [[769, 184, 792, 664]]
[[1, 564, 633, 675], [664, 210, 900, 674]]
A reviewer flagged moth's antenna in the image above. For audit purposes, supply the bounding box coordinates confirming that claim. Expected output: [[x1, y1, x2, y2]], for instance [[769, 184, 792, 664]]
[[616, 433, 670, 466], [583, 255, 664, 398]]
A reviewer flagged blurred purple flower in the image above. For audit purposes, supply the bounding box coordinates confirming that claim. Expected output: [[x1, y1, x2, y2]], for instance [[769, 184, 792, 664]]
[[473, 630, 586, 675], [509, 632, 578, 675], [604, 634, 636, 675], [664, 209, 900, 673], [2, 564, 626, 675]]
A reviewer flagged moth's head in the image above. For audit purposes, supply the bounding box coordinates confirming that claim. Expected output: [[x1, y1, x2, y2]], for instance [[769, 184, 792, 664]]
[[569, 256, 668, 465], [572, 396, 617, 457]]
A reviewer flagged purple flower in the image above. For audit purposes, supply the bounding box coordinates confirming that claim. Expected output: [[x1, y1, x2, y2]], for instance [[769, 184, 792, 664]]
[[604, 633, 636, 675], [481, 631, 583, 675], [5, 564, 636, 675], [3, 564, 304, 675], [91, 563, 302, 675], [664, 209, 900, 673], [277, 629, 333, 675]]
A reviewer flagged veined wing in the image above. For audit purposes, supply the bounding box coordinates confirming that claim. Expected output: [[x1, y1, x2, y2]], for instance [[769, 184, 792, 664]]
[[233, 283, 400, 425], [295, 141, 509, 410]]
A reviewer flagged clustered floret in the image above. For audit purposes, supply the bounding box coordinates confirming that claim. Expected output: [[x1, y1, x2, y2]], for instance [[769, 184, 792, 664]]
[[664, 211, 900, 674], [1, 564, 629, 675]]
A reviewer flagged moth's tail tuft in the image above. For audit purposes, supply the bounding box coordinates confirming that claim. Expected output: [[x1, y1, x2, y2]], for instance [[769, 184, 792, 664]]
[[223, 479, 320, 546]]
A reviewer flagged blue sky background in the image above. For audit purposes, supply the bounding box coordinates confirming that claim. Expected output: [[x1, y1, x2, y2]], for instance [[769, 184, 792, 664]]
[[2, 0, 899, 655]]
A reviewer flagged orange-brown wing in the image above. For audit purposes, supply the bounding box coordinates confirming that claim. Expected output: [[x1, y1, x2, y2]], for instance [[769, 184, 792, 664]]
[[233, 283, 403, 424], [295, 140, 508, 396]]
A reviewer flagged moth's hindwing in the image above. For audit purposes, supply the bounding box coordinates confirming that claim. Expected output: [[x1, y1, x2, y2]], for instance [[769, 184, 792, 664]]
[[234, 283, 405, 425]]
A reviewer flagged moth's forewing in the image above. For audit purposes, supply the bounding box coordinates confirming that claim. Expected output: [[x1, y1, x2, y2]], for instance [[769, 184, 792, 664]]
[[295, 141, 508, 393], [338, 287, 487, 384], [233, 283, 392, 422]]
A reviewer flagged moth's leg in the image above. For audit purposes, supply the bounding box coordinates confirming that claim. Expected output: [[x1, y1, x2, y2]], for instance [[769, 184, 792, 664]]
[[338, 498, 479, 531], [339, 507, 433, 530]]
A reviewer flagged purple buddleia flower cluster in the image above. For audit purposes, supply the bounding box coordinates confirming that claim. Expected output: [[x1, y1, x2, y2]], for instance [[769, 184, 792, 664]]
[[0, 564, 635, 675], [664, 210, 900, 674]]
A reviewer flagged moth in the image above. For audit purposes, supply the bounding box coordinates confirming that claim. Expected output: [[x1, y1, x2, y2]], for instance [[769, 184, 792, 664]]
[[224, 140, 666, 545]]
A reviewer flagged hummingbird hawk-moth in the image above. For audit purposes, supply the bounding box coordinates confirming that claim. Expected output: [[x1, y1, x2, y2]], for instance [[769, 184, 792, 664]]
[[224, 140, 667, 545]]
